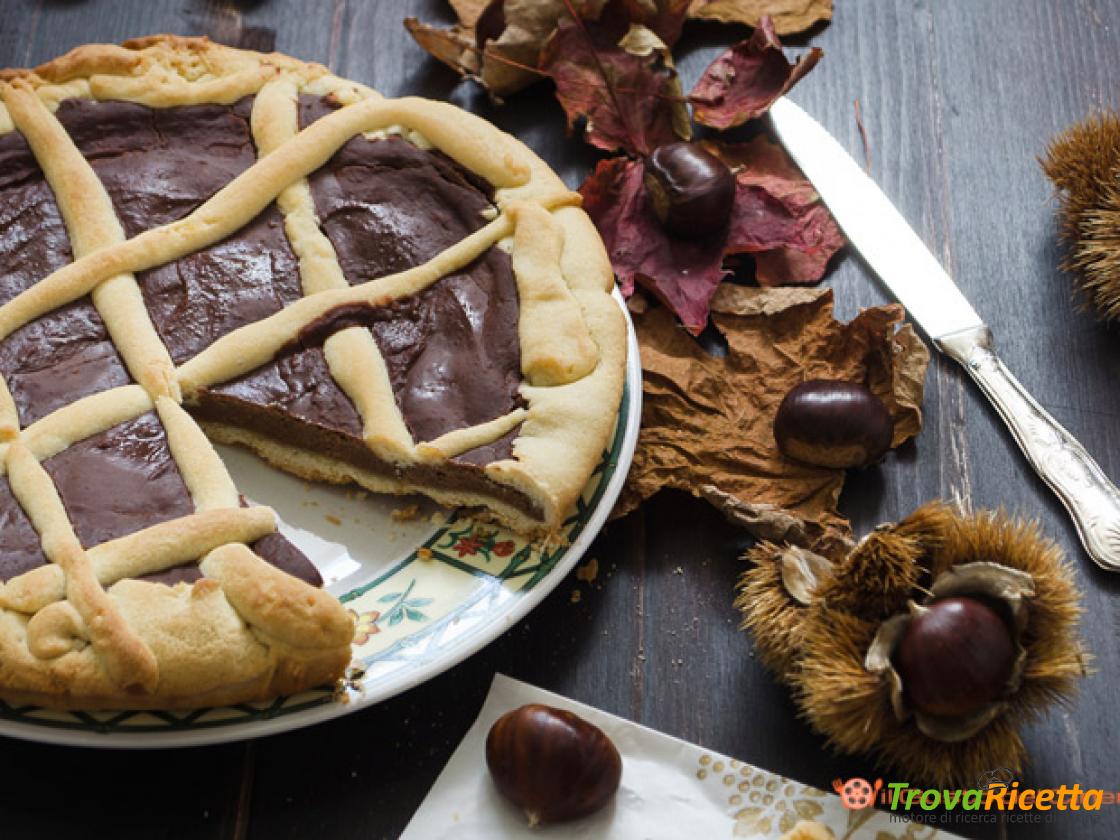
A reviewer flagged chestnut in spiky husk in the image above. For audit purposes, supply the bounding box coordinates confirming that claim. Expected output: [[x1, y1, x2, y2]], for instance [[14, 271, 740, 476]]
[[644, 142, 735, 239], [738, 503, 1087, 787], [736, 543, 835, 679], [774, 380, 894, 469], [1042, 111, 1120, 321], [486, 704, 622, 826], [864, 561, 1034, 744], [894, 596, 1017, 719]]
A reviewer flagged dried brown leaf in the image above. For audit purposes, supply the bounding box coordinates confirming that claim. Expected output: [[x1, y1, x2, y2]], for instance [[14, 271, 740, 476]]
[[407, 0, 688, 97], [687, 0, 833, 36], [404, 18, 483, 79], [616, 285, 930, 551]]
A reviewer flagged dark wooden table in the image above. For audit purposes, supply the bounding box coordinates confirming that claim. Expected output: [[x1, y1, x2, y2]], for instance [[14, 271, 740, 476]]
[[1, 1, 1118, 838]]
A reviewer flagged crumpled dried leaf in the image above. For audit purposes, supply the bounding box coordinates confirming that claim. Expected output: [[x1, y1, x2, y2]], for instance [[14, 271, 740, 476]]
[[690, 16, 822, 130], [688, 0, 833, 36], [405, 1, 577, 97], [404, 18, 481, 80], [540, 3, 691, 155], [615, 285, 931, 551], [406, 0, 688, 98], [579, 137, 844, 332]]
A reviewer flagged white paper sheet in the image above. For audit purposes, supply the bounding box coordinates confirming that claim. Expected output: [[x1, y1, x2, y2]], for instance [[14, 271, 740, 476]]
[[400, 674, 967, 839]]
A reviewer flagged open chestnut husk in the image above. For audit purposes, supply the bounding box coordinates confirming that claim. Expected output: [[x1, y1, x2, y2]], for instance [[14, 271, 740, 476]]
[[486, 704, 622, 826], [894, 596, 1017, 718], [866, 562, 1032, 742], [739, 502, 1087, 786], [774, 380, 894, 469], [643, 141, 735, 239]]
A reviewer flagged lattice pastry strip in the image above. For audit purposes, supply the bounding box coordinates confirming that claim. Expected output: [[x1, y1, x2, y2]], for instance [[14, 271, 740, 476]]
[[0, 84, 620, 528], [2, 80, 179, 402], [0, 397, 353, 707], [0, 37, 627, 709], [0, 45, 357, 707], [252, 75, 412, 456]]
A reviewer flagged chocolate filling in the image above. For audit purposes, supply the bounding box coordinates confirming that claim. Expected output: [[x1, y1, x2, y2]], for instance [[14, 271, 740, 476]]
[[37, 411, 319, 586], [298, 96, 523, 452], [43, 411, 196, 549], [193, 97, 536, 514], [0, 112, 323, 585], [0, 129, 71, 306], [192, 388, 539, 519], [0, 128, 131, 425], [0, 298, 132, 426], [0, 476, 47, 582], [57, 98, 306, 365]]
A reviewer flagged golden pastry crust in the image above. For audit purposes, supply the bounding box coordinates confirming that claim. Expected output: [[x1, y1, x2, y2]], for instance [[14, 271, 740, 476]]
[[0, 36, 626, 709]]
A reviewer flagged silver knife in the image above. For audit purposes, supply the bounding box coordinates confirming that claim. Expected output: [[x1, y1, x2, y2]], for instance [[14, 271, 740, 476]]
[[768, 96, 1120, 572]]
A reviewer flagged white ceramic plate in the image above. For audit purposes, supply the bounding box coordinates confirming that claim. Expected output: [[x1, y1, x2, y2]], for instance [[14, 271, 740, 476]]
[[0, 295, 641, 748]]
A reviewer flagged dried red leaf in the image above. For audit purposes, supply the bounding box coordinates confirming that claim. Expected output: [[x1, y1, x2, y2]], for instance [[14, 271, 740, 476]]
[[540, 0, 690, 156], [620, 0, 692, 47], [580, 156, 727, 333], [711, 136, 845, 285], [580, 137, 844, 331], [690, 16, 822, 130]]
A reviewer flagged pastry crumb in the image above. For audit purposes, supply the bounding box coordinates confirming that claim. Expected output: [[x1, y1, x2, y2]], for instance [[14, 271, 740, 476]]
[[324, 514, 342, 526], [570, 589, 582, 604], [576, 557, 599, 583], [391, 504, 421, 522], [417, 547, 434, 561]]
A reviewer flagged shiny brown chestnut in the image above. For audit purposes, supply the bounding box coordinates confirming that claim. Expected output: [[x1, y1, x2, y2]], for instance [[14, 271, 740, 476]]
[[774, 380, 894, 469], [486, 703, 622, 826], [894, 596, 1017, 718], [643, 142, 736, 238]]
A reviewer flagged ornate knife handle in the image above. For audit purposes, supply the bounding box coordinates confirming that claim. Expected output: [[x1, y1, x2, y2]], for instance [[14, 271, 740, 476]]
[[937, 325, 1120, 573]]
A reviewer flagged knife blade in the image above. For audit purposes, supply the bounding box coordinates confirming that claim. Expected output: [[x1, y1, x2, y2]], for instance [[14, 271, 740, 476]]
[[768, 96, 1120, 572]]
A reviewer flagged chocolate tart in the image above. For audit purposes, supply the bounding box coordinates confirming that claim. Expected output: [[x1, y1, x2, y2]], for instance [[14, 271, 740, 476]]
[[0, 37, 626, 709]]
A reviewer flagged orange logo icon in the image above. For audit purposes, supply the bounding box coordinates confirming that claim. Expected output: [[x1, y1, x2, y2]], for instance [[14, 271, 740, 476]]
[[832, 777, 883, 809]]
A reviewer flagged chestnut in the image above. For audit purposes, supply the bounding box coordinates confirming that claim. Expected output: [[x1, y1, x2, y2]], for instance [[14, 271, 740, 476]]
[[486, 703, 622, 826], [894, 596, 1016, 718], [643, 142, 736, 239], [774, 380, 894, 469]]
